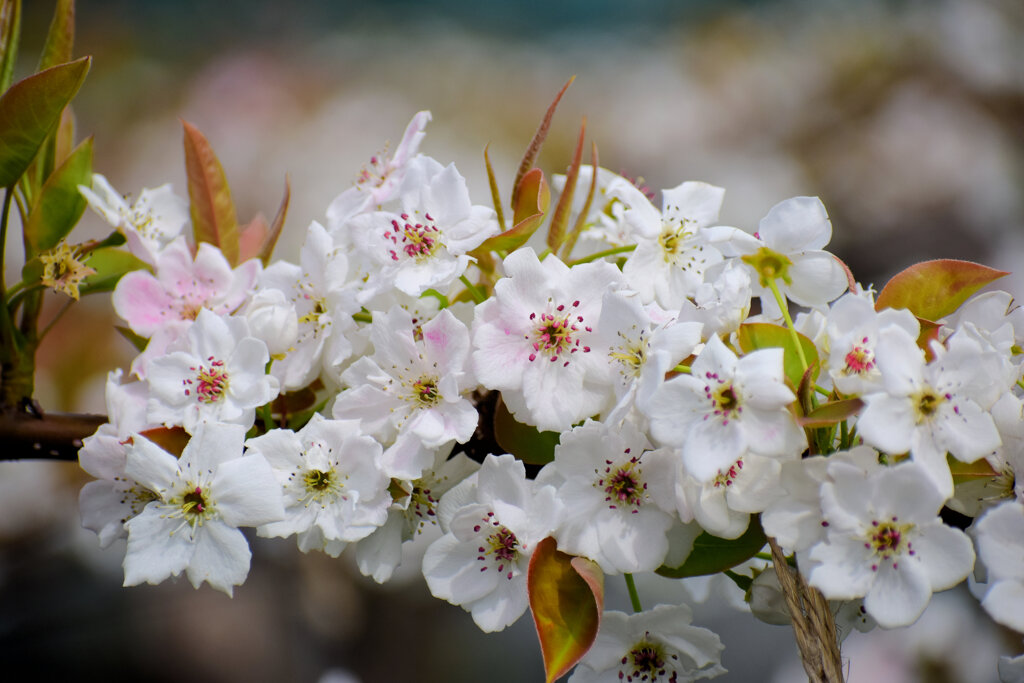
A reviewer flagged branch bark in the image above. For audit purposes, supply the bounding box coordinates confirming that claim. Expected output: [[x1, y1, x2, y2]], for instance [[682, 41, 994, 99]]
[[0, 410, 106, 461]]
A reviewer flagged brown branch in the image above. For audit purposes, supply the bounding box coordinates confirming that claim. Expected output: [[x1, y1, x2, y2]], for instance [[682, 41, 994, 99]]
[[0, 411, 106, 461]]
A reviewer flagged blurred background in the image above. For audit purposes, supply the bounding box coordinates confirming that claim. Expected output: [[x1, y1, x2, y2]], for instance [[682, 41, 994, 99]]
[[1, 0, 1022, 680]]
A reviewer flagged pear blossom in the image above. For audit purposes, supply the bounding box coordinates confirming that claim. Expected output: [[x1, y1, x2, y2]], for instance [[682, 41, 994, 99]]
[[645, 334, 804, 482], [344, 161, 498, 299], [248, 414, 390, 556], [113, 237, 260, 376], [607, 178, 727, 309], [569, 604, 725, 683], [39, 241, 95, 300], [258, 221, 359, 390], [594, 289, 702, 424], [807, 461, 975, 628], [78, 173, 190, 265], [857, 325, 1004, 498], [79, 370, 159, 547], [333, 306, 478, 479], [122, 422, 285, 596], [734, 196, 849, 318], [146, 309, 279, 433], [825, 292, 920, 396], [422, 453, 561, 632], [471, 248, 622, 432], [326, 110, 433, 228], [356, 447, 479, 583], [537, 420, 678, 574], [677, 259, 752, 341], [678, 452, 786, 540], [972, 500, 1024, 633]]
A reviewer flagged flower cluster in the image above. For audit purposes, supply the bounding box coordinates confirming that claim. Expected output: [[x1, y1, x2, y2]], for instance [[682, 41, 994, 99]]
[[77, 110, 1024, 680]]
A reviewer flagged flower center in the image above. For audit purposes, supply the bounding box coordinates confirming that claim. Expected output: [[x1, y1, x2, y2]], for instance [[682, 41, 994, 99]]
[[172, 484, 214, 529], [742, 246, 794, 287], [609, 328, 649, 379], [657, 217, 705, 270], [712, 458, 744, 488], [843, 338, 875, 375], [596, 450, 647, 511], [474, 512, 521, 580], [409, 375, 442, 408], [356, 148, 390, 190], [865, 517, 915, 571], [384, 213, 441, 262], [703, 373, 742, 425], [406, 483, 439, 532], [913, 388, 946, 422], [620, 635, 679, 682], [185, 358, 229, 404], [40, 242, 94, 300], [526, 300, 591, 367]]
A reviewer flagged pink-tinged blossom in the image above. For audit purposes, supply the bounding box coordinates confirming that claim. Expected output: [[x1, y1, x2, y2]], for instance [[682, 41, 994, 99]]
[[471, 248, 622, 432], [807, 461, 975, 629], [422, 454, 561, 632], [146, 309, 279, 433], [78, 173, 189, 265], [537, 420, 678, 574], [113, 237, 260, 376], [857, 326, 1004, 499], [122, 423, 285, 596], [973, 500, 1024, 634], [825, 292, 920, 396], [334, 306, 479, 479], [258, 221, 359, 390], [345, 161, 498, 300], [569, 604, 725, 683], [248, 414, 390, 556], [607, 178, 728, 309], [645, 334, 804, 483], [326, 111, 433, 228]]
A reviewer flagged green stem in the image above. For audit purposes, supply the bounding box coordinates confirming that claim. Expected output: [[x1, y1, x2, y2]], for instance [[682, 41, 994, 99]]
[[353, 310, 372, 324], [0, 187, 12, 299], [38, 298, 74, 340], [672, 364, 692, 374], [766, 278, 809, 373], [459, 275, 486, 304], [260, 402, 274, 432], [624, 573, 643, 613], [569, 244, 636, 266]]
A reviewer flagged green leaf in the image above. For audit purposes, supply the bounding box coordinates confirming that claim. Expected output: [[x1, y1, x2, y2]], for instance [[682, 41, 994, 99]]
[[656, 516, 767, 579], [511, 76, 573, 209], [483, 143, 505, 232], [875, 259, 1008, 322], [79, 247, 148, 296], [795, 398, 864, 428], [0, 0, 21, 95], [472, 168, 550, 257], [0, 56, 89, 188], [528, 537, 603, 683], [493, 393, 560, 465], [546, 116, 585, 255], [24, 135, 91, 253], [115, 325, 147, 353], [183, 119, 240, 265], [737, 323, 819, 389], [38, 0, 74, 72]]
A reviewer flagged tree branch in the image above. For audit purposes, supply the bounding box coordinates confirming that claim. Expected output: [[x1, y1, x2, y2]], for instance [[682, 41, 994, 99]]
[[0, 411, 106, 461]]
